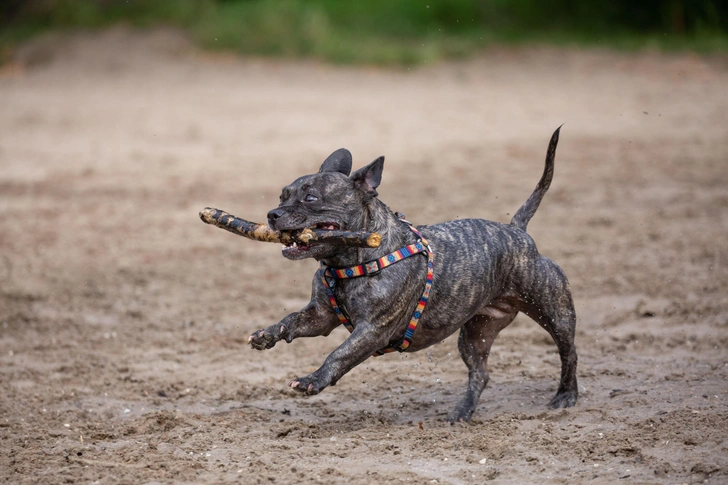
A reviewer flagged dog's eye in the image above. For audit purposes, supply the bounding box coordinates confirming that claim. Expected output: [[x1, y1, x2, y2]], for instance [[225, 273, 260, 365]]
[[304, 194, 318, 202]]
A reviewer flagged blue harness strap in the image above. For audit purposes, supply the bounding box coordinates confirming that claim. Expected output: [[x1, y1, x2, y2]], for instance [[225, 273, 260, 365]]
[[320, 215, 434, 355]]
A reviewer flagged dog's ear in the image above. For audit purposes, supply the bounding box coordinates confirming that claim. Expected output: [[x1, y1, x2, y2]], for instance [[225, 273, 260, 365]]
[[351, 156, 384, 197], [319, 148, 352, 175]]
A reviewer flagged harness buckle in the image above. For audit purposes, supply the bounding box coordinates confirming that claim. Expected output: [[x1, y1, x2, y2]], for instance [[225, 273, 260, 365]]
[[363, 260, 382, 276]]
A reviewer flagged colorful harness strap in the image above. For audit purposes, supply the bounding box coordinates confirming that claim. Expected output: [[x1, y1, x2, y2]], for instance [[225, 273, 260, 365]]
[[320, 214, 435, 356]]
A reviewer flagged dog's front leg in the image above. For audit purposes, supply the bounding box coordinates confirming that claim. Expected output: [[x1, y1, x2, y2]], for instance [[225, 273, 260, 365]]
[[248, 300, 339, 350], [289, 321, 389, 395]]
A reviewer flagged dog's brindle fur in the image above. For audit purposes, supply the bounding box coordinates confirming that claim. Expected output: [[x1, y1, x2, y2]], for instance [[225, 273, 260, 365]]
[[249, 128, 577, 421]]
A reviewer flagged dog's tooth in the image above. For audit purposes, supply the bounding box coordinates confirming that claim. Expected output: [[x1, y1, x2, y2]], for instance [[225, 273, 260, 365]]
[[292, 242, 297, 247]]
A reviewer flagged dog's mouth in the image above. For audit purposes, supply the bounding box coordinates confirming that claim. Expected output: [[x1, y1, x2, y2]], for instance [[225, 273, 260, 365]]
[[314, 222, 340, 231], [281, 222, 340, 259]]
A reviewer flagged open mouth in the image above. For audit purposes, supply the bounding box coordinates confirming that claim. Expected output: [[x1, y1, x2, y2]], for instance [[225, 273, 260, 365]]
[[314, 222, 340, 231], [281, 240, 311, 252], [281, 222, 340, 258]]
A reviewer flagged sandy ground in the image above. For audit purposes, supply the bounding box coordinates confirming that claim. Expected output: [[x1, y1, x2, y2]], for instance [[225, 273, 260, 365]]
[[1, 27, 727, 484]]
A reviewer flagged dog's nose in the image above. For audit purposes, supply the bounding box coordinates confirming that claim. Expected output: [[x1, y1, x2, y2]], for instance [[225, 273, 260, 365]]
[[267, 208, 285, 227]]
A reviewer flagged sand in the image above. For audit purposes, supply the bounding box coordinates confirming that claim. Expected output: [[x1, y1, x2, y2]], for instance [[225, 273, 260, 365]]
[[1, 27, 727, 484]]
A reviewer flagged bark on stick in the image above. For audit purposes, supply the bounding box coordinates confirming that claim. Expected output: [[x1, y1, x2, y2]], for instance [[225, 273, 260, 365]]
[[199, 208, 381, 248]]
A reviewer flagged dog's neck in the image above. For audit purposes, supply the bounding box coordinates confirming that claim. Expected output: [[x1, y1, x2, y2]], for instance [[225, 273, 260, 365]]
[[320, 198, 416, 269]]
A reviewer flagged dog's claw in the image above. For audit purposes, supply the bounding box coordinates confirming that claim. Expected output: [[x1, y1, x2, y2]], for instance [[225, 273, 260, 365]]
[[290, 380, 300, 388], [445, 413, 472, 423]]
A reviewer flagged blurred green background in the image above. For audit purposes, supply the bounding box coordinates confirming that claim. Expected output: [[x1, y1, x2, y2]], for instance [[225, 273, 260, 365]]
[[2, 0, 727, 64]]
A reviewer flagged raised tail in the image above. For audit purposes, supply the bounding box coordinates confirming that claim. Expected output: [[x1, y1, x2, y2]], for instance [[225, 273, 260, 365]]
[[510, 126, 561, 232]]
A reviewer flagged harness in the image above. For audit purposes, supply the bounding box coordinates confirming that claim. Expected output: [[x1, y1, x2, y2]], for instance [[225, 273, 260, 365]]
[[320, 214, 434, 356]]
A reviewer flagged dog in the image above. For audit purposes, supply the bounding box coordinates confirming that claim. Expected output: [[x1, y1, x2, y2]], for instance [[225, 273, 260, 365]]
[[248, 127, 577, 422]]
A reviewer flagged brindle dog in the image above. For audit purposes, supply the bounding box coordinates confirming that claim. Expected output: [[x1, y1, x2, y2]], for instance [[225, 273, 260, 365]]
[[248, 127, 577, 421]]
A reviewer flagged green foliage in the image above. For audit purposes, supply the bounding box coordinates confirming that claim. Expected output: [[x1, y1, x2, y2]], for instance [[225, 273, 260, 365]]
[[2, 0, 727, 65]]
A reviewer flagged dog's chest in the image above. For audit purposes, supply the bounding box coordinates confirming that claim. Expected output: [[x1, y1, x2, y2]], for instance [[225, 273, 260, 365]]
[[329, 262, 427, 327]]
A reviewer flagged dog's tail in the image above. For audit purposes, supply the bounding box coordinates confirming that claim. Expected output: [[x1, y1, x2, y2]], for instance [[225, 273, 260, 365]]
[[510, 126, 561, 232]]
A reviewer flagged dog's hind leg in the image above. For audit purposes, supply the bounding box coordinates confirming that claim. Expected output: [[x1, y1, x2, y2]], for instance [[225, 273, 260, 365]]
[[447, 312, 517, 422], [518, 256, 578, 409]]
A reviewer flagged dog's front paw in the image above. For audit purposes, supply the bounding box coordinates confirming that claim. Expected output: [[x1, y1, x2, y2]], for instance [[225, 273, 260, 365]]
[[248, 324, 288, 350], [288, 372, 329, 395]]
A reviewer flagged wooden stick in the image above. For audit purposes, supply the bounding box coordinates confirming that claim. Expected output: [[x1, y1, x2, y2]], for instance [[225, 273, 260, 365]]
[[199, 208, 381, 248]]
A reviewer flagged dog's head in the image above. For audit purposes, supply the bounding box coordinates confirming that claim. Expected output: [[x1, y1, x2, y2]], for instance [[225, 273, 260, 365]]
[[267, 148, 384, 261]]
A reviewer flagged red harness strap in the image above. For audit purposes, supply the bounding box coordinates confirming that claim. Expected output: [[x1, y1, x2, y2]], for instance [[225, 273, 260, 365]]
[[320, 217, 434, 355]]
